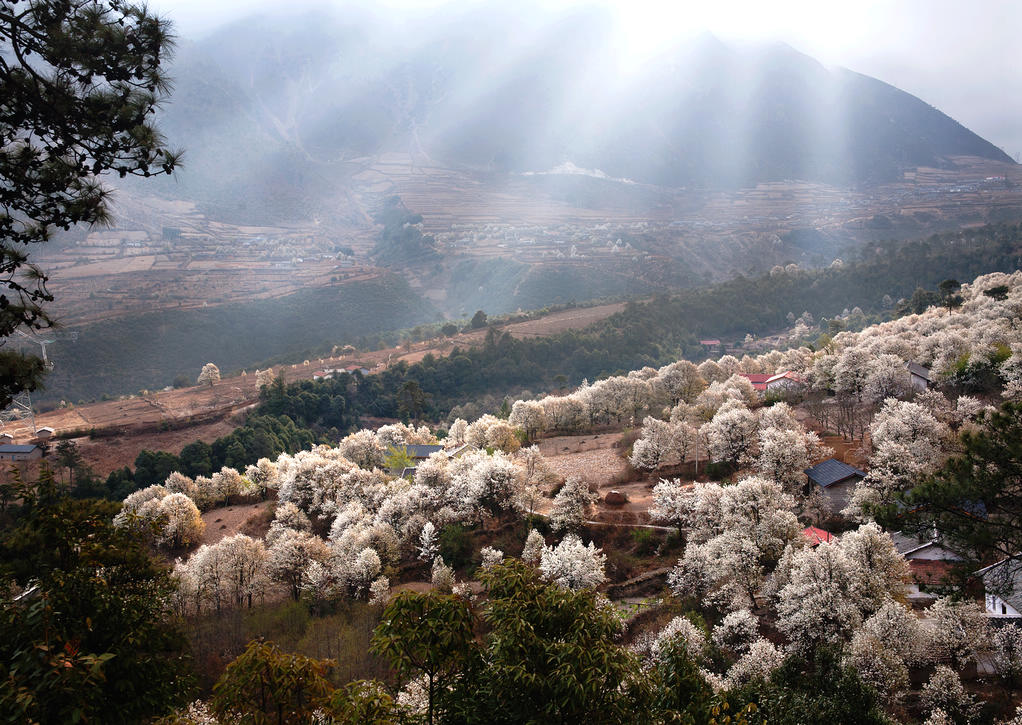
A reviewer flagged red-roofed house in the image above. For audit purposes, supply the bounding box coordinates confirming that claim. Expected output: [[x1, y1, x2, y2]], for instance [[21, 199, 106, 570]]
[[803, 526, 836, 547], [765, 371, 806, 395], [740, 373, 772, 393]]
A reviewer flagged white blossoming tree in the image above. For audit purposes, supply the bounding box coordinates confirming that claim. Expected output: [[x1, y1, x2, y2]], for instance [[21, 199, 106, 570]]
[[711, 609, 759, 655], [197, 362, 221, 387], [539, 534, 606, 590], [920, 666, 981, 724], [418, 521, 439, 563], [338, 429, 387, 470], [157, 492, 205, 549], [549, 476, 598, 533], [702, 399, 758, 468], [266, 528, 330, 601], [521, 528, 545, 565]]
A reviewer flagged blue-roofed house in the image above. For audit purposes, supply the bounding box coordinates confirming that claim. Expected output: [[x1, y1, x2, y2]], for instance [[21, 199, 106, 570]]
[[805, 458, 866, 511], [0, 444, 41, 462]]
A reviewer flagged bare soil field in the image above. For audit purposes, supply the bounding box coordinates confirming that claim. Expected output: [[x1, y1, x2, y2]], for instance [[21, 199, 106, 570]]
[[74, 417, 243, 477], [535, 433, 655, 523], [201, 501, 275, 547]]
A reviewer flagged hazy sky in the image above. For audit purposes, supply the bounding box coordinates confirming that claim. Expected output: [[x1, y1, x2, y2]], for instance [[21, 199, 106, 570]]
[[148, 0, 1022, 159]]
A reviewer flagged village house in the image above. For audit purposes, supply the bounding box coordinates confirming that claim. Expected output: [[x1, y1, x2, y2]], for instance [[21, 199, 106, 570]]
[[906, 361, 931, 392], [976, 557, 1022, 618], [0, 444, 42, 462], [764, 371, 806, 396], [804, 458, 866, 512], [803, 526, 836, 547], [740, 373, 772, 395], [891, 530, 964, 606]]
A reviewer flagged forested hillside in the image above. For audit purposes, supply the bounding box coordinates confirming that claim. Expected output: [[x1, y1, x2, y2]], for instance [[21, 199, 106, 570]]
[[40, 275, 439, 403], [253, 223, 1022, 424]]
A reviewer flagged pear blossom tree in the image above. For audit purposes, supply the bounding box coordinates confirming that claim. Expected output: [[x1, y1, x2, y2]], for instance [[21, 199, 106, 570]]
[[701, 399, 758, 469], [725, 638, 785, 688], [509, 400, 548, 441], [244, 458, 280, 498], [549, 476, 598, 533], [648, 478, 691, 532], [668, 477, 801, 610], [157, 493, 205, 549], [339, 430, 387, 470], [927, 596, 991, 670], [711, 609, 759, 656], [920, 666, 981, 724], [197, 362, 221, 387], [539, 534, 606, 590], [521, 528, 545, 565], [418, 521, 439, 563], [267, 528, 331, 601]]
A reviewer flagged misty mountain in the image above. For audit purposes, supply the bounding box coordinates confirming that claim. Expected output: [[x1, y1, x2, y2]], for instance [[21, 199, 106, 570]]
[[148, 6, 1012, 222]]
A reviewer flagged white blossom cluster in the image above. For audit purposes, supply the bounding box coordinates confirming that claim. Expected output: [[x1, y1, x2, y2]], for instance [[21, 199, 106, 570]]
[[113, 484, 204, 549], [157, 415, 536, 610]]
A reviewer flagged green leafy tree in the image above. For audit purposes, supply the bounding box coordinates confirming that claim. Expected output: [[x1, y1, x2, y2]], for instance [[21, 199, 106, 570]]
[[470, 310, 488, 329], [55, 439, 84, 488], [397, 380, 428, 422], [938, 278, 963, 315], [725, 645, 890, 725], [210, 639, 334, 725], [984, 284, 1011, 301], [0, 472, 193, 722], [371, 592, 475, 725], [645, 638, 717, 724], [465, 560, 644, 724], [0, 0, 180, 407], [384, 445, 415, 473]]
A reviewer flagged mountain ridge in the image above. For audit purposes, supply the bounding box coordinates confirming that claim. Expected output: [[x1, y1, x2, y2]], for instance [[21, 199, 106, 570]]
[[144, 9, 1012, 225]]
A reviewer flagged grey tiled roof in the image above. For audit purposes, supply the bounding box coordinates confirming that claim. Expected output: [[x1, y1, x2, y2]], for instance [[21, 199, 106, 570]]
[[906, 361, 931, 381], [403, 444, 445, 459], [0, 444, 37, 453], [805, 458, 866, 488]]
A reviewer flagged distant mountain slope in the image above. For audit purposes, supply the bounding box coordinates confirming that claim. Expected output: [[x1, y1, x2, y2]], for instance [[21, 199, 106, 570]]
[[145, 7, 1012, 222]]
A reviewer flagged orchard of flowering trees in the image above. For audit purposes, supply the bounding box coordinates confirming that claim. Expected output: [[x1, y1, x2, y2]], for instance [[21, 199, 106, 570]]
[[137, 419, 553, 616], [100, 268, 1022, 722]]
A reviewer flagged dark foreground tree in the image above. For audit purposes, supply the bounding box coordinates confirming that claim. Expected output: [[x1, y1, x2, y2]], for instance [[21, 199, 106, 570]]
[[370, 561, 732, 724], [210, 639, 334, 725], [1, 0, 180, 406], [0, 471, 193, 722], [724, 645, 891, 725], [371, 591, 474, 725]]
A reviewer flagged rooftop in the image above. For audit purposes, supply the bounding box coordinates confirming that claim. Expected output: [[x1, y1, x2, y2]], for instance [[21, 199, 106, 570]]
[[803, 526, 836, 546], [805, 458, 866, 488], [906, 361, 931, 381], [0, 444, 38, 454], [403, 444, 445, 459]]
